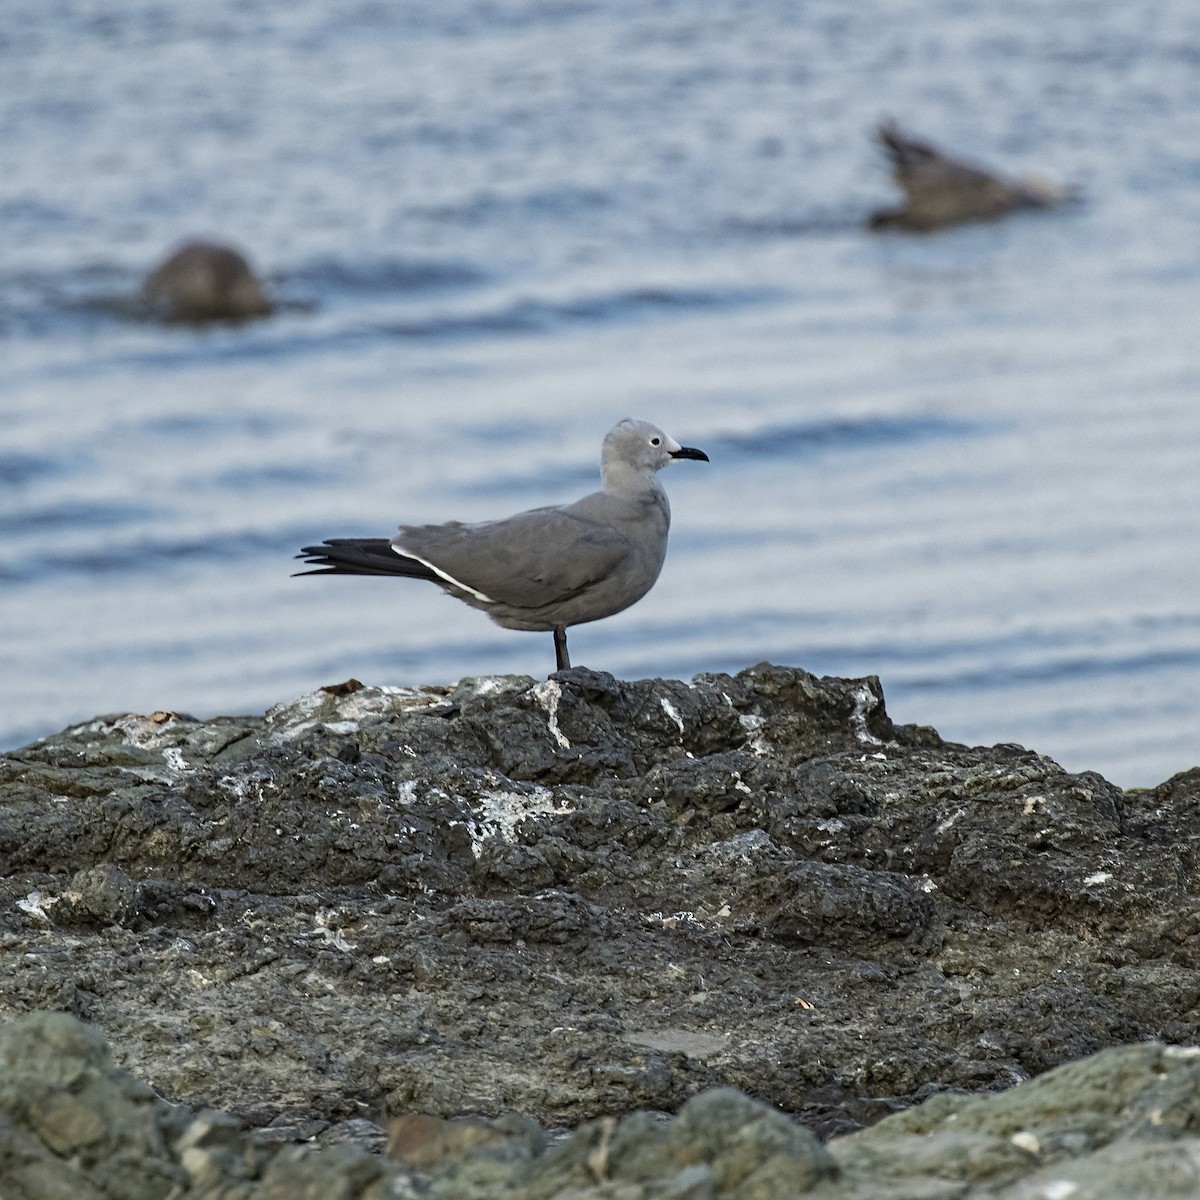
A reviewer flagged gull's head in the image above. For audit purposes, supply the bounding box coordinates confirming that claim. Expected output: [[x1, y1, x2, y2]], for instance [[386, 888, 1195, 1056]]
[[602, 418, 709, 479]]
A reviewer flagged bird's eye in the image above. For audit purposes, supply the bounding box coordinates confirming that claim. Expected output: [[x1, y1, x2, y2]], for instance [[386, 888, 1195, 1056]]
[[650, 436, 661, 446]]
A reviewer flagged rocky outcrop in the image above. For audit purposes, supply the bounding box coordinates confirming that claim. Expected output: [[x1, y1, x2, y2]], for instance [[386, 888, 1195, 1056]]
[[2, 663, 1200, 1192]]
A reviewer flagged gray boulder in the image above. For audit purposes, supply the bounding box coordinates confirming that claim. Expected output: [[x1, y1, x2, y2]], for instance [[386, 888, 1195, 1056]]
[[142, 240, 272, 322]]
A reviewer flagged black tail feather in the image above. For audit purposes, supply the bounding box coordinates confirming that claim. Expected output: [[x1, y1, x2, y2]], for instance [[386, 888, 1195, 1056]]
[[294, 537, 440, 581]]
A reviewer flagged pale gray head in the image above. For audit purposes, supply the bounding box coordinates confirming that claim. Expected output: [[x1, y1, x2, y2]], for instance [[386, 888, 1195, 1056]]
[[600, 418, 708, 491]]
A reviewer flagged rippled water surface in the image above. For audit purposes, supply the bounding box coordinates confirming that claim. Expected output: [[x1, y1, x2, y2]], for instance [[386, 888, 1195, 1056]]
[[4, 0, 1200, 786]]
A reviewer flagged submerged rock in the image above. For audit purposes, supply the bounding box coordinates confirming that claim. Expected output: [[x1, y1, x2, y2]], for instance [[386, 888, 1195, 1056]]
[[142, 239, 272, 322], [1, 662, 1199, 1152]]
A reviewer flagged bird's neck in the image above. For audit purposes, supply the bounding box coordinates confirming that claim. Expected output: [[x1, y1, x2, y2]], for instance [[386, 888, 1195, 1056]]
[[601, 462, 661, 497], [600, 470, 670, 530]]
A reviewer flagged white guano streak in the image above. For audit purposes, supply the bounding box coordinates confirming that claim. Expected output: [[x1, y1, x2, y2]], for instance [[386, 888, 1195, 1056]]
[[531, 679, 570, 749]]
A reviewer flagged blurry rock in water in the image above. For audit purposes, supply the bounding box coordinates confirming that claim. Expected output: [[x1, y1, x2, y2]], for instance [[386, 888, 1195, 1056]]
[[869, 119, 1075, 232], [142, 239, 272, 322]]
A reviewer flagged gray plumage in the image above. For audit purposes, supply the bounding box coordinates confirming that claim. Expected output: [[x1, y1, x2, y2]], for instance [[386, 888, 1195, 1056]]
[[296, 418, 708, 670]]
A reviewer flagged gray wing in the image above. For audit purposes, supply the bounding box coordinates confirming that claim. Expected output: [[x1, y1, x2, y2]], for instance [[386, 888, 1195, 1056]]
[[395, 507, 633, 609]]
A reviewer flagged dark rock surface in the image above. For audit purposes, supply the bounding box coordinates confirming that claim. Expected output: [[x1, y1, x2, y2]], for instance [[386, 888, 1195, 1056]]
[[6, 1010, 1200, 1197], [2, 663, 1200, 1184]]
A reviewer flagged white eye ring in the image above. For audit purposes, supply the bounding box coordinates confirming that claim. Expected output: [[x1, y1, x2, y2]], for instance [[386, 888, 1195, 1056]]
[[650, 436, 661, 446]]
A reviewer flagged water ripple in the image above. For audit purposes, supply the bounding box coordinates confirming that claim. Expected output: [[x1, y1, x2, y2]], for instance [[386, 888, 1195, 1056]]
[[0, 451, 63, 487], [9, 525, 316, 582], [0, 500, 153, 537], [713, 414, 985, 460], [381, 283, 775, 341], [288, 255, 486, 294]]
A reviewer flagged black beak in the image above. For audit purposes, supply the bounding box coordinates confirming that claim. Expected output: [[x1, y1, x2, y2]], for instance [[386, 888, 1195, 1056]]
[[670, 445, 709, 462]]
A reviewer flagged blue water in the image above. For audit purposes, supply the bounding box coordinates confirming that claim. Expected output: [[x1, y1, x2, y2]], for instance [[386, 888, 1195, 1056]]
[[4, 0, 1200, 787]]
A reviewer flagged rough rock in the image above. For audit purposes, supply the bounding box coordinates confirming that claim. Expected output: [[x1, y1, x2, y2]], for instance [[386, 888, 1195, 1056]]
[[4, 1010, 1200, 1198], [2, 662, 1200, 1150]]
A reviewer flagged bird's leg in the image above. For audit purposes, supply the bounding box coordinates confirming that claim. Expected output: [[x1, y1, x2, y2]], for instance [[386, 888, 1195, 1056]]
[[553, 625, 571, 671]]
